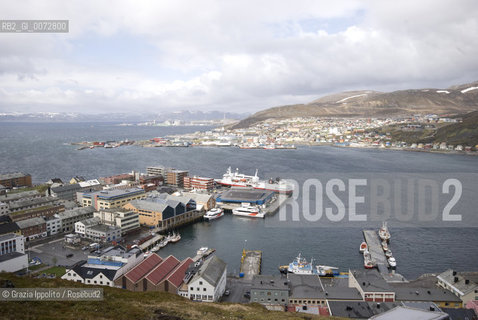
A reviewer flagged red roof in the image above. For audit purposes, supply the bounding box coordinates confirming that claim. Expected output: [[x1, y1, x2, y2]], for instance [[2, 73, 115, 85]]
[[165, 257, 194, 288], [125, 253, 163, 283], [145, 255, 180, 285]]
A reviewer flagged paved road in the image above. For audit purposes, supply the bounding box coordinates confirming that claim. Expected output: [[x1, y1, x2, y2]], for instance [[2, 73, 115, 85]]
[[220, 276, 252, 304]]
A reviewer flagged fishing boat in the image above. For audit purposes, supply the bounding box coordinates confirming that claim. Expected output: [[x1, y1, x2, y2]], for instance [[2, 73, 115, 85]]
[[363, 250, 376, 269], [381, 241, 389, 251], [379, 221, 391, 242], [204, 208, 224, 220], [359, 241, 368, 253], [169, 231, 181, 243], [288, 253, 314, 275], [388, 257, 397, 268]]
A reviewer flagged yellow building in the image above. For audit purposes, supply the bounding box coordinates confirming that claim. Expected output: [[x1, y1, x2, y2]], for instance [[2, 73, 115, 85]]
[[78, 188, 146, 210]]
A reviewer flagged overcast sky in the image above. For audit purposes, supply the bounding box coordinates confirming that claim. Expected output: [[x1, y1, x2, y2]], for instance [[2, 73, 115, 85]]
[[1, 0, 478, 114]]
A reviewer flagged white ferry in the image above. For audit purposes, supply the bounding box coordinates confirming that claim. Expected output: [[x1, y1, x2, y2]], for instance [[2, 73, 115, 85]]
[[232, 204, 265, 218], [204, 208, 224, 220]]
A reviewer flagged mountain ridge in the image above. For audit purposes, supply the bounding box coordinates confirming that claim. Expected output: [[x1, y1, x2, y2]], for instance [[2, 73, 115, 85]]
[[232, 81, 478, 129]]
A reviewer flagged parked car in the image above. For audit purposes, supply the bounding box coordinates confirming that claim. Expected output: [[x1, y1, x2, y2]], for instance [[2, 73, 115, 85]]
[[224, 290, 230, 296], [66, 253, 74, 258]]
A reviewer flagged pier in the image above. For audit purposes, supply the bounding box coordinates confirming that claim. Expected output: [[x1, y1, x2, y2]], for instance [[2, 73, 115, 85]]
[[240, 249, 262, 280], [362, 229, 407, 283], [192, 248, 216, 262]]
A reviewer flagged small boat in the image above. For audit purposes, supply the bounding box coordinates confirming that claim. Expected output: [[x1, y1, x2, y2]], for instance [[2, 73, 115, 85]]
[[379, 221, 391, 242], [204, 208, 224, 221], [317, 265, 340, 277], [151, 246, 160, 252], [158, 238, 169, 248], [363, 250, 376, 269], [388, 257, 397, 268], [278, 265, 289, 274], [169, 232, 181, 243], [385, 249, 393, 258], [359, 241, 368, 253], [381, 241, 389, 251], [196, 247, 208, 256], [232, 204, 265, 218]]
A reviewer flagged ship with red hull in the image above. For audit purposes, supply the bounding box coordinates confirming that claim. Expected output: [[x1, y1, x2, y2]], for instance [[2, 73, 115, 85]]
[[215, 167, 294, 194]]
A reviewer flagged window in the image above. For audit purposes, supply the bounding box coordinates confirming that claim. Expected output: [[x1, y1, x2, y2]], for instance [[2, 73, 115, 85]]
[[199, 281, 203, 285], [203, 288, 206, 291], [197, 287, 200, 291]]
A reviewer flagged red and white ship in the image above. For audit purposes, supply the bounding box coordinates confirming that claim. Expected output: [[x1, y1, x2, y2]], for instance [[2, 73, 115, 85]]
[[215, 167, 294, 194]]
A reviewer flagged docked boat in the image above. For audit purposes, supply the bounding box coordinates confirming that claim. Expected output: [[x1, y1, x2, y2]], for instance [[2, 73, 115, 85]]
[[359, 241, 368, 253], [204, 208, 224, 220], [317, 265, 340, 277], [363, 250, 376, 269], [388, 257, 397, 268], [381, 241, 389, 251], [232, 204, 265, 218], [379, 222, 391, 242], [169, 232, 181, 243], [196, 247, 209, 256], [158, 237, 169, 248], [215, 167, 294, 194], [278, 265, 289, 274], [288, 253, 314, 275], [151, 245, 160, 252], [385, 249, 393, 258]]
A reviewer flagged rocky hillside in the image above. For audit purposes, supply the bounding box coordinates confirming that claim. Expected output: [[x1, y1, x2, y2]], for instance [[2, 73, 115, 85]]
[[232, 81, 478, 129]]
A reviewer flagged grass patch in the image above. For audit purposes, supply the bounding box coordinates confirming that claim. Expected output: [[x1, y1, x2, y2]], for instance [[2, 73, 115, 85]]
[[40, 266, 66, 277], [28, 264, 45, 271]]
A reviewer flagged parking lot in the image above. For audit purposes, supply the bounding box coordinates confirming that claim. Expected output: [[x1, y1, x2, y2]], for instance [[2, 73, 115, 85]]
[[28, 238, 90, 267], [220, 276, 252, 304]]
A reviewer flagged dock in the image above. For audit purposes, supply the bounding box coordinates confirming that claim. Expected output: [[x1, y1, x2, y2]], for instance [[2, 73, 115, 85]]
[[240, 249, 262, 280], [192, 248, 216, 262], [362, 229, 407, 283], [139, 234, 163, 251], [217, 194, 290, 216]]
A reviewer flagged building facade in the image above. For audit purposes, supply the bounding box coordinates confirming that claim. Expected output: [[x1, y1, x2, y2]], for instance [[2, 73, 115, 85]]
[[56, 206, 95, 233], [0, 172, 32, 189], [93, 209, 140, 235], [0, 233, 28, 273], [183, 176, 214, 191], [15, 217, 47, 241], [78, 188, 146, 210], [185, 256, 227, 302]]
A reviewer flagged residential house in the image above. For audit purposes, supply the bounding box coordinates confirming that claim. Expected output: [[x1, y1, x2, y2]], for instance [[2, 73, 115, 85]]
[[348, 269, 396, 302], [62, 246, 143, 286], [0, 172, 32, 189], [185, 256, 227, 302]]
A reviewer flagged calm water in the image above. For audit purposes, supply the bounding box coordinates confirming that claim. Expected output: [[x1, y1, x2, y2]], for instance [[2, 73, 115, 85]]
[[0, 122, 477, 278]]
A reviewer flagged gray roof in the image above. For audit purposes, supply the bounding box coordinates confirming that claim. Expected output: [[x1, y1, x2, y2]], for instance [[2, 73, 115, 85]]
[[129, 200, 169, 213], [78, 217, 101, 227], [51, 184, 81, 193], [390, 283, 461, 302], [88, 224, 120, 233], [0, 190, 40, 203], [16, 217, 46, 229], [0, 233, 22, 242], [56, 206, 95, 219], [0, 222, 20, 235], [328, 301, 401, 319], [370, 306, 449, 320], [251, 275, 289, 291], [9, 196, 59, 210], [437, 269, 478, 295], [194, 255, 226, 287], [351, 269, 394, 292], [0, 172, 30, 180], [288, 274, 326, 299], [70, 260, 119, 281], [0, 251, 27, 263]]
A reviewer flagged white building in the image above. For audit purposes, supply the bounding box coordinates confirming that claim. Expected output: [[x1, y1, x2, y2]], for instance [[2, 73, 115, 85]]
[[45, 216, 62, 236], [75, 217, 101, 236], [0, 202, 8, 216], [93, 209, 140, 235], [0, 233, 28, 273], [62, 245, 143, 287], [185, 256, 227, 302]]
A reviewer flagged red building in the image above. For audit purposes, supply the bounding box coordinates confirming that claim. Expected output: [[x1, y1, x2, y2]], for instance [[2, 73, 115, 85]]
[[183, 176, 214, 191]]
